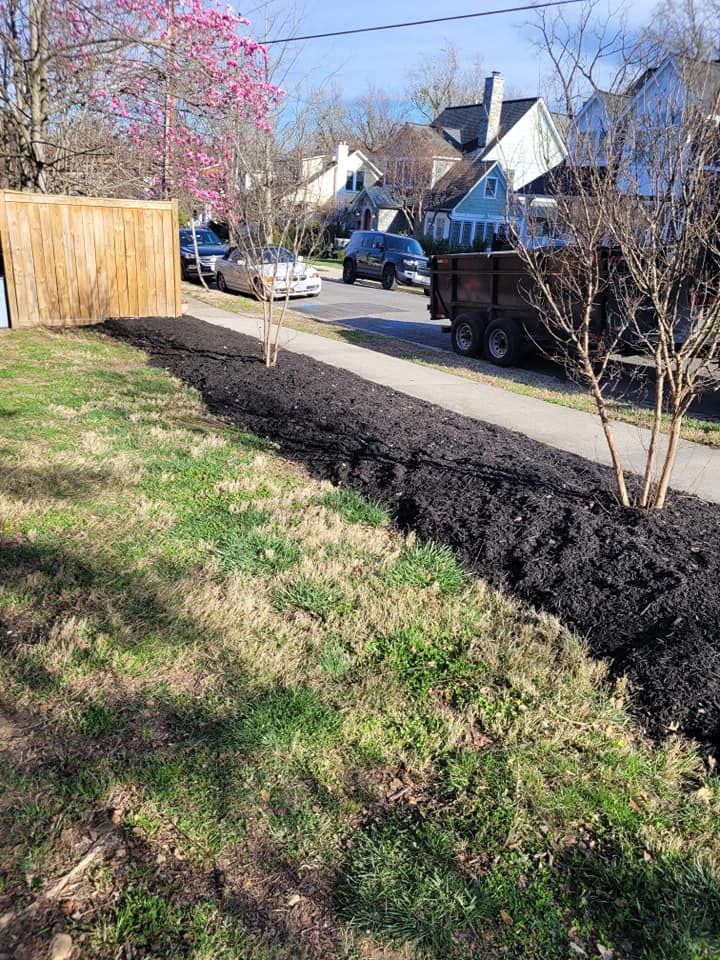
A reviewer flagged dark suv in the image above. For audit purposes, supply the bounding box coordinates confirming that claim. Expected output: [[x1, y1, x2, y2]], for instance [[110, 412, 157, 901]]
[[342, 231, 429, 290]]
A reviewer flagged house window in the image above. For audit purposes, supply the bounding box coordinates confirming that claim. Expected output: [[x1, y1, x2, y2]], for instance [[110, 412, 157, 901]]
[[345, 170, 365, 192], [460, 221, 472, 248], [449, 220, 461, 245], [485, 177, 497, 198]]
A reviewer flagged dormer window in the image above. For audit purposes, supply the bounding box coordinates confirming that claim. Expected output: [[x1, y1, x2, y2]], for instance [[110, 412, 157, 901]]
[[345, 170, 365, 192], [485, 177, 497, 198]]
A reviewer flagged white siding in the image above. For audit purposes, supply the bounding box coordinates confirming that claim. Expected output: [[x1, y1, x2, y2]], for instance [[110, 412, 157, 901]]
[[484, 102, 565, 190]]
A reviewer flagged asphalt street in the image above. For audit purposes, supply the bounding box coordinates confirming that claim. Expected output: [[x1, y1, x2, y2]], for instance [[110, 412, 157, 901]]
[[291, 273, 449, 349], [290, 270, 720, 422]]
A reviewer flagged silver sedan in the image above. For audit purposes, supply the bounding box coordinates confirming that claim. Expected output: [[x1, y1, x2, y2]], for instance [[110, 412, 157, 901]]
[[215, 245, 322, 299]]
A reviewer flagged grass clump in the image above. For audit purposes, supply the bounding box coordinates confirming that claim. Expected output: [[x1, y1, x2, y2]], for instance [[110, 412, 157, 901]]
[[319, 487, 389, 527], [273, 575, 348, 619], [0, 328, 719, 960], [214, 528, 301, 575], [387, 542, 466, 595]]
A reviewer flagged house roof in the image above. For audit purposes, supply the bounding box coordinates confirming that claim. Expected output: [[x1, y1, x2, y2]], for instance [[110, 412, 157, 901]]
[[517, 163, 566, 197], [381, 122, 462, 161], [303, 148, 383, 182], [427, 160, 496, 211], [354, 184, 402, 210], [433, 98, 538, 152]]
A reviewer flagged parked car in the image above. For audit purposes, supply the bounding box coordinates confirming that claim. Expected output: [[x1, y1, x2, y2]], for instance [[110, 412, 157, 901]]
[[215, 245, 322, 299], [179, 228, 228, 280], [342, 231, 430, 290]]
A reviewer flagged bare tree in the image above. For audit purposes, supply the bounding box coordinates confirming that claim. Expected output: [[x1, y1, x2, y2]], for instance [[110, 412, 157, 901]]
[[305, 84, 405, 156], [378, 123, 462, 234], [406, 41, 486, 120], [0, 0, 129, 191], [529, 0, 636, 119], [219, 32, 328, 368], [517, 7, 720, 509], [223, 127, 326, 367]]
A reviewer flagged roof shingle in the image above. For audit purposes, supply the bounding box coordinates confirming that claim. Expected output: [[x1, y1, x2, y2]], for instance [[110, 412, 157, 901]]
[[433, 98, 538, 153]]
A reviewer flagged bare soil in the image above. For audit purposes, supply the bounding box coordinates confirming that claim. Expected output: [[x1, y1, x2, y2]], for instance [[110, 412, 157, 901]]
[[104, 316, 720, 754]]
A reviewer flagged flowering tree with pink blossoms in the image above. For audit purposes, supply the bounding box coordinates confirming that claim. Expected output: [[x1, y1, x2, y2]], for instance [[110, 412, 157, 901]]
[[0, 0, 279, 199]]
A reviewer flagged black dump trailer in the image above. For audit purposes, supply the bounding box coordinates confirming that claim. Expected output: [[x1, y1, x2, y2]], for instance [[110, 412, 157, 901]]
[[427, 249, 605, 367], [428, 248, 698, 367]]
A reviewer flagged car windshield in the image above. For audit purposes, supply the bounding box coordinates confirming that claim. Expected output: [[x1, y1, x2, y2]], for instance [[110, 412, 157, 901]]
[[261, 246, 294, 264], [179, 229, 222, 245], [387, 236, 424, 256]]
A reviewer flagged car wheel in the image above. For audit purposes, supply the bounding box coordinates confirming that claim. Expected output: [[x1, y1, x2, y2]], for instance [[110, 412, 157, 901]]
[[181, 262, 190, 281], [484, 317, 523, 367], [381, 264, 396, 290], [451, 315, 482, 357], [216, 272, 228, 292], [343, 259, 356, 284]]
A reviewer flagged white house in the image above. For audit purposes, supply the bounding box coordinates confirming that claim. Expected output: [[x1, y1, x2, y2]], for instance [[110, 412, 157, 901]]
[[572, 56, 720, 194], [433, 72, 566, 191], [295, 143, 383, 211]]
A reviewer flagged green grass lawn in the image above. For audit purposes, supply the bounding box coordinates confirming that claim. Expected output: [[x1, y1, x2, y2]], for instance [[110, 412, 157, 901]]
[[1, 327, 719, 959], [183, 282, 720, 449]]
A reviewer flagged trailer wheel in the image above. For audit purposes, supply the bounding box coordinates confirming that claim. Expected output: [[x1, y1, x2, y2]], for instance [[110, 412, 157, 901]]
[[451, 316, 482, 357], [484, 317, 523, 367]]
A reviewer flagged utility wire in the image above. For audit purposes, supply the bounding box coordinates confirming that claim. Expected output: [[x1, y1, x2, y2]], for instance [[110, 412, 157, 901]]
[[262, 0, 582, 45]]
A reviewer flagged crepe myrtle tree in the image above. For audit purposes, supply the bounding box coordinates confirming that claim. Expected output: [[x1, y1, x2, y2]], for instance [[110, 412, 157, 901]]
[[219, 122, 327, 368], [517, 13, 720, 509]]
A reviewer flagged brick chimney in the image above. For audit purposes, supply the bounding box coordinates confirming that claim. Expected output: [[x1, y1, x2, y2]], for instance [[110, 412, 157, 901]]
[[483, 72, 504, 146]]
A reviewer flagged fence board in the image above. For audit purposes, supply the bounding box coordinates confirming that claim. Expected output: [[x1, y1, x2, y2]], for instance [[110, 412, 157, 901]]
[[0, 191, 181, 327], [40, 201, 64, 320]]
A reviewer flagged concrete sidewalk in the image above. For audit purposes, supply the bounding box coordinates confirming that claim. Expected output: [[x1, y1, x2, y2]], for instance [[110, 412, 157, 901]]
[[184, 296, 720, 504]]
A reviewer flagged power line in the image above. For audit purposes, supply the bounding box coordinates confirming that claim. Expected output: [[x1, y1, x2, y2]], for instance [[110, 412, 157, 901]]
[[261, 0, 582, 45]]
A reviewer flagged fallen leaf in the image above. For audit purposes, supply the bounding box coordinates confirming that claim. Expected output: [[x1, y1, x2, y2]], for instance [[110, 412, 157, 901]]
[[499, 909, 513, 925], [287, 894, 301, 908], [596, 943, 614, 959]]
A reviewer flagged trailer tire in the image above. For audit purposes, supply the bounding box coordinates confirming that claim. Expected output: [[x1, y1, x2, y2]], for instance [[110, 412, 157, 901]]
[[484, 317, 523, 367], [451, 315, 483, 357]]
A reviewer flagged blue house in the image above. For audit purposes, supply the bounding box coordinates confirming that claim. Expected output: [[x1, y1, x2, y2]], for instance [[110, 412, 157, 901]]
[[423, 160, 512, 249]]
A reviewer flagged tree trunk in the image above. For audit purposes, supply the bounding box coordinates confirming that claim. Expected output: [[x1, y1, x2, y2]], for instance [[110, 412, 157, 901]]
[[639, 350, 665, 508], [652, 412, 684, 509], [26, 0, 50, 192], [587, 374, 630, 507]]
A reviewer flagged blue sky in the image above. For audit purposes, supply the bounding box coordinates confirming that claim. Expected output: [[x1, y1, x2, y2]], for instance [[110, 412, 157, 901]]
[[248, 0, 660, 110]]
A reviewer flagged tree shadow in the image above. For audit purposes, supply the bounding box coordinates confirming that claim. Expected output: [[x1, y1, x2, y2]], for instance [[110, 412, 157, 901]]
[[0, 527, 352, 958], [0, 463, 118, 502]]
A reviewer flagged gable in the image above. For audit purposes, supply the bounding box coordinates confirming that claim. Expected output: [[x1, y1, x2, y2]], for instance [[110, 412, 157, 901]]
[[453, 164, 508, 217]]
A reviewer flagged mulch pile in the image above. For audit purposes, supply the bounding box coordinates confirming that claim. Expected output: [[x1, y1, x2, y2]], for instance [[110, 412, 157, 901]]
[[104, 316, 720, 754]]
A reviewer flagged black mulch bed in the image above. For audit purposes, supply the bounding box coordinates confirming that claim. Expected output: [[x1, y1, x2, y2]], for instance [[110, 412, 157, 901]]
[[104, 316, 720, 754]]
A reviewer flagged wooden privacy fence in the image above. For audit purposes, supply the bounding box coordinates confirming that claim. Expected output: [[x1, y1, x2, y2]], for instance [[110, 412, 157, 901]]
[[0, 191, 182, 328]]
